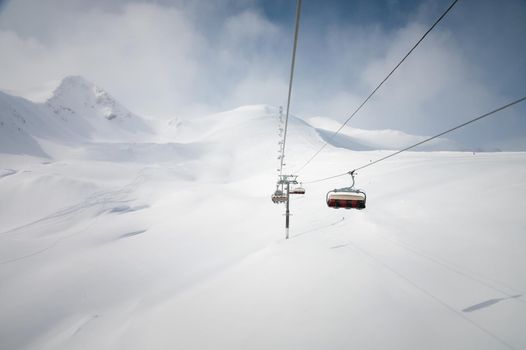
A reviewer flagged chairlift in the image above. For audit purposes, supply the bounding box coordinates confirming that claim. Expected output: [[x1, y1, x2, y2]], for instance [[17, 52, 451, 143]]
[[290, 184, 306, 195], [271, 189, 287, 203], [326, 171, 366, 209]]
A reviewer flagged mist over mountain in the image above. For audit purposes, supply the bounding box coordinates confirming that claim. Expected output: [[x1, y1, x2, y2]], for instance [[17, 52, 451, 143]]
[[1, 75, 477, 161]]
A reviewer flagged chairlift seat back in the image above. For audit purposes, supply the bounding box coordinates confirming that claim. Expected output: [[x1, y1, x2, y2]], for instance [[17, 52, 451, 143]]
[[327, 191, 366, 209]]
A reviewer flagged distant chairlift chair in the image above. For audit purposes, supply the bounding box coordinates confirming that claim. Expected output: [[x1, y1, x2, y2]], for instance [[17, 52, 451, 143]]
[[271, 188, 288, 204], [290, 184, 305, 195]]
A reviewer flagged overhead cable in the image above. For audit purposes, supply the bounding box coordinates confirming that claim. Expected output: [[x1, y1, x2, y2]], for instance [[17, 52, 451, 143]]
[[279, 0, 302, 177], [295, 0, 460, 174]]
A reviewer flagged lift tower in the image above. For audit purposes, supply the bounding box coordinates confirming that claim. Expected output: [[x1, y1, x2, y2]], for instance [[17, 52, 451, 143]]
[[278, 175, 298, 239]]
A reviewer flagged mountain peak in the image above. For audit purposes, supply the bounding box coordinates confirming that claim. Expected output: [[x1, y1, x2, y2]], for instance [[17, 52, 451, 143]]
[[58, 75, 94, 88], [50, 75, 100, 102], [43, 76, 153, 140], [47, 75, 122, 119]]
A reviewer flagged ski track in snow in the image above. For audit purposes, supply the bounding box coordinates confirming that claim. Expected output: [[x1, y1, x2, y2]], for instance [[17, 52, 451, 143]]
[[0, 219, 98, 265], [0, 173, 146, 236], [365, 229, 526, 307], [292, 216, 346, 238], [0, 168, 17, 178], [339, 238, 518, 350], [0, 171, 153, 264]]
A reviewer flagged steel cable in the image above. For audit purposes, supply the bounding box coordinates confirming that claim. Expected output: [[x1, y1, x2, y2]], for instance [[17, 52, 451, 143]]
[[295, 0, 460, 174], [303, 96, 526, 184]]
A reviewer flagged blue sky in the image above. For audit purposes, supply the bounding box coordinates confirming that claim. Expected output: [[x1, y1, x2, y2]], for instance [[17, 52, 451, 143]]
[[259, 0, 422, 27], [0, 0, 525, 149]]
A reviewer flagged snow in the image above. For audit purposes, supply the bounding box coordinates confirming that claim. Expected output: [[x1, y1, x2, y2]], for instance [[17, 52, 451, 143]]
[[0, 76, 154, 159], [1, 77, 525, 350], [308, 116, 464, 151]]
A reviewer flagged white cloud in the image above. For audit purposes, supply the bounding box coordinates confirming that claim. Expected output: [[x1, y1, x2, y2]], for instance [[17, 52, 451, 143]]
[[0, 0, 525, 149], [0, 0, 291, 117]]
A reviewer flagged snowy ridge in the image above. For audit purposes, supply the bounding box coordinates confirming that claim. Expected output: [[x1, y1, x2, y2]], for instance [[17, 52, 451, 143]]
[[1, 76, 473, 161], [309, 116, 464, 151], [0, 91, 59, 158]]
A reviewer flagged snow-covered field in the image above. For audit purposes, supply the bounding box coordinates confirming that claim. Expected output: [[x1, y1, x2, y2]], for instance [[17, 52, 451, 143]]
[[1, 77, 525, 349]]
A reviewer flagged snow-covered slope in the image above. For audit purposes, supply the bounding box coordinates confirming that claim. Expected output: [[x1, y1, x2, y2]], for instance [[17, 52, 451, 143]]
[[0, 91, 67, 158], [0, 76, 154, 158], [1, 150, 525, 350], [1, 80, 525, 350], [309, 116, 464, 151]]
